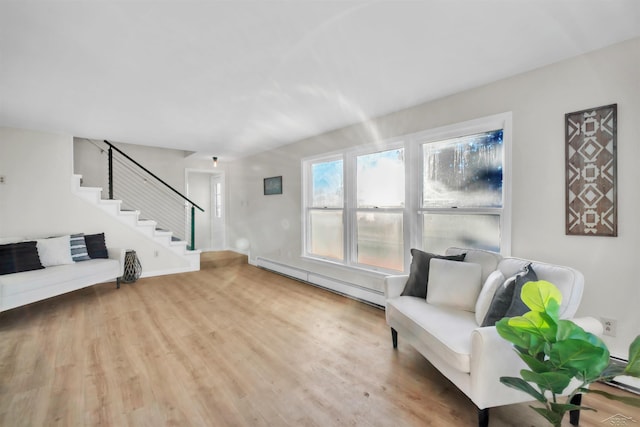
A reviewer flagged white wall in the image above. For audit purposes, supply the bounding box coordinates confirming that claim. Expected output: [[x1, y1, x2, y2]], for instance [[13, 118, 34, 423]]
[[227, 37, 640, 358], [0, 127, 194, 276]]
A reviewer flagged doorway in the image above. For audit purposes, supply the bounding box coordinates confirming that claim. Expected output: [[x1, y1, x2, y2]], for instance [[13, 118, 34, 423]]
[[186, 169, 226, 251]]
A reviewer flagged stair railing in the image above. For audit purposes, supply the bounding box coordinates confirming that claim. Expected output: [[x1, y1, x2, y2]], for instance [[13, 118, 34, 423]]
[[100, 139, 204, 250]]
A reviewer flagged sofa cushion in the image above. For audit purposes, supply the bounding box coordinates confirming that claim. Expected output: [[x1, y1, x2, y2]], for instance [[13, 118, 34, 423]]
[[0, 258, 119, 297], [445, 247, 503, 285], [475, 270, 506, 325], [504, 264, 538, 318], [37, 235, 75, 267], [70, 233, 91, 262], [0, 241, 44, 275], [401, 249, 466, 298], [386, 296, 478, 373], [85, 233, 108, 259], [426, 258, 482, 312], [481, 264, 535, 327]]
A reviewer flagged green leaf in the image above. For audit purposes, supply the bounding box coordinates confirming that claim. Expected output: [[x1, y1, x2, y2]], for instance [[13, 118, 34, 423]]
[[521, 280, 563, 314], [585, 388, 640, 408], [625, 335, 640, 377], [530, 406, 563, 427], [518, 352, 550, 373], [600, 362, 627, 380], [496, 318, 532, 349], [500, 376, 546, 402], [549, 339, 610, 381], [521, 370, 572, 394]]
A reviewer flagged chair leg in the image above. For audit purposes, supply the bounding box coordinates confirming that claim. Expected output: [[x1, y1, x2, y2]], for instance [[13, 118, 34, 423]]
[[478, 408, 489, 427], [569, 393, 582, 425], [391, 328, 398, 349]]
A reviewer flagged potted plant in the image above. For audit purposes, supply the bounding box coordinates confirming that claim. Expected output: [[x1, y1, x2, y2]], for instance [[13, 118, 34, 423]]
[[495, 280, 640, 427]]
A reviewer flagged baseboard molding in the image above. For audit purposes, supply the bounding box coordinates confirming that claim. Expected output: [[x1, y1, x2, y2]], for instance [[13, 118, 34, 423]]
[[255, 257, 385, 307], [601, 357, 640, 395]]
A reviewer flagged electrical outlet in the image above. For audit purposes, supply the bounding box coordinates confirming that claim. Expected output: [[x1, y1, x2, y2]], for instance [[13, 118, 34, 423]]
[[0, 175, 5, 184], [602, 317, 617, 337]]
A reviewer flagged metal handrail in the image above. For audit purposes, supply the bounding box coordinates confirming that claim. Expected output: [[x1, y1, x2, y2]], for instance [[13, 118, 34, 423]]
[[104, 140, 204, 212], [102, 140, 203, 250]]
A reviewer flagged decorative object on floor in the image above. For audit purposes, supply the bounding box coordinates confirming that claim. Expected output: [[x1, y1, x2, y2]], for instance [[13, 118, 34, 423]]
[[565, 104, 617, 236], [264, 175, 282, 195], [496, 280, 640, 427], [122, 250, 142, 283]]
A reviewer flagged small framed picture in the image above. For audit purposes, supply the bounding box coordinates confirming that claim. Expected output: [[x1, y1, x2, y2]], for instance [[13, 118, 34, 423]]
[[264, 176, 283, 195]]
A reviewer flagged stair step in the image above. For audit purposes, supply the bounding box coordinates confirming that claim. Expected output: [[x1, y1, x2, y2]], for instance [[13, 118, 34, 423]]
[[72, 174, 199, 273]]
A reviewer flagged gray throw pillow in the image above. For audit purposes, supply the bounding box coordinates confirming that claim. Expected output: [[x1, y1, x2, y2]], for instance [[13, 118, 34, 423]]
[[401, 249, 466, 298], [481, 274, 518, 327], [504, 264, 538, 318], [481, 263, 537, 326]]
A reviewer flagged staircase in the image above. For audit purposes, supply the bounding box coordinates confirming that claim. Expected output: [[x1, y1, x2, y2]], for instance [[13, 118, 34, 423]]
[[72, 174, 200, 271]]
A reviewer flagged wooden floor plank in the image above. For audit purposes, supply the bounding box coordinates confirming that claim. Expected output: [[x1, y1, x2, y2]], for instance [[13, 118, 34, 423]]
[[1, 251, 639, 426]]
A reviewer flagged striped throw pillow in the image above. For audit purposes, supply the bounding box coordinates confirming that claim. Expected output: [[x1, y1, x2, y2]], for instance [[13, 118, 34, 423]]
[[70, 233, 91, 261]]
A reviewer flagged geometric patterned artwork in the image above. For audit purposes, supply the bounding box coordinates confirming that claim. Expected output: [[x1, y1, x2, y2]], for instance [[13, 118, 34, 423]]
[[565, 104, 617, 236]]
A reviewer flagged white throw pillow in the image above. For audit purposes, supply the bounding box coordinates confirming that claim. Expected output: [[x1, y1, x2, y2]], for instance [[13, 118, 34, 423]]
[[426, 258, 482, 312], [474, 270, 506, 325], [36, 235, 75, 267]]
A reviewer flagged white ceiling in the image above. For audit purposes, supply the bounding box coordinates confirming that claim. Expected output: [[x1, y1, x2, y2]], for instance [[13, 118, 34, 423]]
[[1, 1, 639, 160]]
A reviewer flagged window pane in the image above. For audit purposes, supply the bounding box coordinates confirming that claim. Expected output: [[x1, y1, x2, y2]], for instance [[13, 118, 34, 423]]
[[422, 213, 500, 254], [312, 159, 343, 208], [357, 148, 404, 208], [356, 212, 403, 271], [309, 210, 343, 260], [423, 130, 503, 208]]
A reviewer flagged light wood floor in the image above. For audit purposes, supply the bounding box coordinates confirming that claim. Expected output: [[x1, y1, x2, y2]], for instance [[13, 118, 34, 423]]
[[1, 252, 638, 426]]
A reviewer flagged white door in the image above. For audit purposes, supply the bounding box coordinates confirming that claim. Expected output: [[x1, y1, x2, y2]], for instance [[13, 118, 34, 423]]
[[186, 170, 225, 251]]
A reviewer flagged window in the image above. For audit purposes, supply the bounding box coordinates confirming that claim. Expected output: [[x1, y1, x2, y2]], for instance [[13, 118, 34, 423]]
[[306, 157, 344, 261], [420, 129, 505, 254], [303, 113, 511, 273], [354, 148, 405, 271]]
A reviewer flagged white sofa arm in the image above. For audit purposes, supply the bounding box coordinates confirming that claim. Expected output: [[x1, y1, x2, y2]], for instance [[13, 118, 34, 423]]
[[384, 275, 408, 299], [107, 248, 126, 277], [470, 316, 604, 409]]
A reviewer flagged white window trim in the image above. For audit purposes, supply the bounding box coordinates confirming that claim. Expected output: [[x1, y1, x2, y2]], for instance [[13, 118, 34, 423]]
[[301, 112, 512, 275]]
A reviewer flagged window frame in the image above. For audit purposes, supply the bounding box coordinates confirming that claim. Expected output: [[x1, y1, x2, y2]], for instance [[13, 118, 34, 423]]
[[302, 112, 512, 274], [347, 140, 407, 272], [411, 113, 512, 256]]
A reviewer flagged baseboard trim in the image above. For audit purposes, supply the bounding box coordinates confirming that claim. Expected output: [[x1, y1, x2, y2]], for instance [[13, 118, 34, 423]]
[[255, 257, 385, 308]]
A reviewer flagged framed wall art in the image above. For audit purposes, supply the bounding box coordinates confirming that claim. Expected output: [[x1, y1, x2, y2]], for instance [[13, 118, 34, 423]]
[[565, 104, 617, 236], [264, 176, 283, 195]]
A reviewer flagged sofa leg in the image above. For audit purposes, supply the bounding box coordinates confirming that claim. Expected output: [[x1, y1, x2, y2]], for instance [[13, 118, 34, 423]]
[[478, 408, 489, 427], [116, 277, 121, 289], [569, 393, 582, 425], [391, 328, 398, 349]]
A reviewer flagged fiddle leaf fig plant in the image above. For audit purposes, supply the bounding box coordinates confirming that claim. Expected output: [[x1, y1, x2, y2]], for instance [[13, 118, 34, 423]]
[[495, 280, 640, 427]]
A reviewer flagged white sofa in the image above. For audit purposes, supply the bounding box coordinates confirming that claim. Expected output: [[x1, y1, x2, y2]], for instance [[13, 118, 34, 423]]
[[0, 247, 125, 312], [384, 247, 603, 427]]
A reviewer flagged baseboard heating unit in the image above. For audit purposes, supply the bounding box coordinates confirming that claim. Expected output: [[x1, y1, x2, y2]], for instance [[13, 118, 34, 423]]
[[255, 257, 385, 308]]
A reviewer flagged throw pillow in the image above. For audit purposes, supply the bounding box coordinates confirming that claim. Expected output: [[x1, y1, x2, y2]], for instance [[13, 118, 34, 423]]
[[504, 263, 538, 318], [70, 233, 91, 262], [401, 249, 466, 298], [85, 233, 108, 259], [474, 270, 506, 325], [36, 235, 75, 267], [481, 273, 519, 327], [0, 243, 17, 275], [426, 258, 482, 312], [481, 264, 537, 327], [13, 241, 45, 273]]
